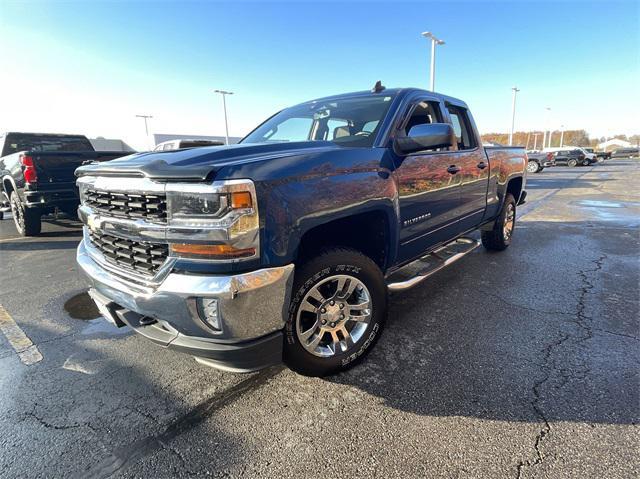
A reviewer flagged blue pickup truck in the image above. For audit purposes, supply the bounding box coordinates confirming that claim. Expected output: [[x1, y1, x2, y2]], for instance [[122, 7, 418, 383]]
[[75, 85, 527, 376]]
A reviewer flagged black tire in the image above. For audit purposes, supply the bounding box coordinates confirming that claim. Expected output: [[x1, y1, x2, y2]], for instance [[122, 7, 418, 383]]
[[567, 159, 578, 167], [10, 192, 41, 236], [481, 193, 516, 251], [0, 211, 3, 220], [582, 159, 590, 166], [284, 248, 387, 377]]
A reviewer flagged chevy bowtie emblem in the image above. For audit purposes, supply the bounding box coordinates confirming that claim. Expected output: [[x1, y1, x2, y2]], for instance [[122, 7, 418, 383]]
[[87, 215, 102, 232]]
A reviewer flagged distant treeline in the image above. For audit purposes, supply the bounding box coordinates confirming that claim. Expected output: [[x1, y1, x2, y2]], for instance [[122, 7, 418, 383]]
[[481, 130, 640, 150]]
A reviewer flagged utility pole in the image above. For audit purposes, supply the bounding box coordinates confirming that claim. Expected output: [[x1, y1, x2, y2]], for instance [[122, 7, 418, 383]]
[[213, 89, 234, 145], [421, 31, 445, 92], [135, 114, 153, 150], [533, 132, 540, 151], [560, 125, 565, 147], [509, 87, 520, 146]]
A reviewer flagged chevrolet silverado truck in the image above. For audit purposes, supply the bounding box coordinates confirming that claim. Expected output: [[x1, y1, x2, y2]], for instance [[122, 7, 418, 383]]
[[76, 86, 527, 377], [0, 132, 129, 235]]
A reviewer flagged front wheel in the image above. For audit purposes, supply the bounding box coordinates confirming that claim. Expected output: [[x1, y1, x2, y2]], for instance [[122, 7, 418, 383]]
[[481, 193, 516, 251], [582, 159, 590, 166], [285, 248, 387, 377]]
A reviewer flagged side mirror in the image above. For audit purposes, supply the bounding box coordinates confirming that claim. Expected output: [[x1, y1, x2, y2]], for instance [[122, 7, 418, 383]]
[[394, 123, 455, 155]]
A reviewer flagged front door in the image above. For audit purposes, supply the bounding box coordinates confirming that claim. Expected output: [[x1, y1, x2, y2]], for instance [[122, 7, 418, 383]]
[[394, 99, 464, 263]]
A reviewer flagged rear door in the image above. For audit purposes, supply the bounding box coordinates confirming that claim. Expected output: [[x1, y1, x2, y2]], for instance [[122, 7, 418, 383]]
[[445, 104, 489, 231], [394, 97, 463, 263]]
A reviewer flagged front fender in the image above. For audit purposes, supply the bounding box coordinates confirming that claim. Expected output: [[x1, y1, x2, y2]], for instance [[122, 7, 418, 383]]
[[241, 148, 400, 268]]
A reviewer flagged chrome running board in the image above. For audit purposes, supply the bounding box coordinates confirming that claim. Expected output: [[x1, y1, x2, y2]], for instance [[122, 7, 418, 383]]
[[386, 237, 480, 292]]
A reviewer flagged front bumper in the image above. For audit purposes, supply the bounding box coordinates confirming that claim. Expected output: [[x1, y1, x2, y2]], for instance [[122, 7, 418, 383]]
[[77, 240, 294, 372]]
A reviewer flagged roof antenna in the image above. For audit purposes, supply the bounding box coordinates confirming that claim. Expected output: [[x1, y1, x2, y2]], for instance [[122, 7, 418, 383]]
[[371, 80, 386, 93]]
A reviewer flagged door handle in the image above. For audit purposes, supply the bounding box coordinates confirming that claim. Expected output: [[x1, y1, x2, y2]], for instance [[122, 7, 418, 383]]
[[447, 165, 461, 174], [477, 161, 487, 169]]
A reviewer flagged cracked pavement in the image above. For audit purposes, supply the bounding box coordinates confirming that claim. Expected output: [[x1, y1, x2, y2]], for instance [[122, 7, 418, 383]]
[[0, 160, 638, 478]]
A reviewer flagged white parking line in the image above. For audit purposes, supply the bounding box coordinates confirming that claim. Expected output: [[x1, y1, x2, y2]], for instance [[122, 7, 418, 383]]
[[0, 303, 43, 365], [0, 237, 26, 243]]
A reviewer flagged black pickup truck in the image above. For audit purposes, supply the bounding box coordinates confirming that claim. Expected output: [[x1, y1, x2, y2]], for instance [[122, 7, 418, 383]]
[[0, 132, 129, 235], [76, 86, 527, 376]]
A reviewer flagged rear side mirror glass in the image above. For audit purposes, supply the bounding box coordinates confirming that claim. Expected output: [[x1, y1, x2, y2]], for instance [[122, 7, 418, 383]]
[[394, 123, 455, 155]]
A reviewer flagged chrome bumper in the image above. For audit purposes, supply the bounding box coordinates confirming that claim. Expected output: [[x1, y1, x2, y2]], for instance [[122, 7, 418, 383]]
[[77, 240, 294, 344]]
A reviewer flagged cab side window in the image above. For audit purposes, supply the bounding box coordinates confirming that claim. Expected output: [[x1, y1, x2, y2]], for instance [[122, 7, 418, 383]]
[[446, 105, 477, 150], [401, 100, 444, 152], [403, 101, 442, 136]]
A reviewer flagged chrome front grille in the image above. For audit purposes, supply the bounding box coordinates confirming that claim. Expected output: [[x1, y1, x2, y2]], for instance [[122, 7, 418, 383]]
[[84, 189, 167, 223], [88, 230, 168, 275]]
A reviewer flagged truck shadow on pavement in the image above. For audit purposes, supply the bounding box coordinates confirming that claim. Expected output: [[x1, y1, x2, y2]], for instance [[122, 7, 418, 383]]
[[330, 219, 639, 427]]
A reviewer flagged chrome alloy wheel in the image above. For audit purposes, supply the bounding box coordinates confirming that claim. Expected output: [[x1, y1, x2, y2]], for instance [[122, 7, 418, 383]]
[[503, 203, 515, 241], [526, 160, 539, 173], [296, 274, 372, 357]]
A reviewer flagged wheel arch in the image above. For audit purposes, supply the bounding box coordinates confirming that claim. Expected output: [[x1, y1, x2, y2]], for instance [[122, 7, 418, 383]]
[[294, 208, 395, 272]]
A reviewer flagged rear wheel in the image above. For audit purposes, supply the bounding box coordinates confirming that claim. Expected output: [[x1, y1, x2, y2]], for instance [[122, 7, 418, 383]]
[[284, 248, 387, 377], [481, 193, 516, 251], [582, 159, 590, 166], [10, 192, 41, 236], [567, 159, 578, 167], [526, 160, 541, 173]]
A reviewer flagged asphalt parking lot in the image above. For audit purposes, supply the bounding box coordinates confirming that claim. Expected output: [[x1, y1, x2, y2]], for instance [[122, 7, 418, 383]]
[[0, 160, 638, 478]]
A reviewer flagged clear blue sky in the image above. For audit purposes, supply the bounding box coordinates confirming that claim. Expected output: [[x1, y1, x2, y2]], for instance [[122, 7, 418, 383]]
[[1, 0, 638, 149]]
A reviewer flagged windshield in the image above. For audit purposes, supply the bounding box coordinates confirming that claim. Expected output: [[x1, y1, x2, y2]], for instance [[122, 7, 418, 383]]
[[2, 133, 93, 156], [242, 94, 396, 148]]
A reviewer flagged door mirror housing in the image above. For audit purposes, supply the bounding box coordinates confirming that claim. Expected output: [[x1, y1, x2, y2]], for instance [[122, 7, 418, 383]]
[[394, 123, 455, 155]]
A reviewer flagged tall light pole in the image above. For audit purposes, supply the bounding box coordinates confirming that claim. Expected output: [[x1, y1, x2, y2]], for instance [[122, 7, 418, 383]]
[[542, 107, 551, 148], [508, 86, 520, 146], [135, 114, 153, 149], [421, 31, 445, 92], [560, 124, 565, 147], [213, 89, 233, 145], [533, 132, 540, 151]]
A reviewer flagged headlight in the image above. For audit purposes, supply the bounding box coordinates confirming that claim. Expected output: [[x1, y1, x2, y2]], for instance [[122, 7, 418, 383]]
[[166, 180, 260, 261]]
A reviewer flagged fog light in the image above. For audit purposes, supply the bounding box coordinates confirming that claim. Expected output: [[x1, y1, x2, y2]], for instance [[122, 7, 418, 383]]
[[197, 298, 220, 331]]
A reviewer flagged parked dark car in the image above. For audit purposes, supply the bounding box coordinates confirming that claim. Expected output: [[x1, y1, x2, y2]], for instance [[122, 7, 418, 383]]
[[0, 132, 130, 235], [552, 148, 589, 167], [75, 86, 527, 377], [525, 151, 555, 173], [611, 147, 640, 158]]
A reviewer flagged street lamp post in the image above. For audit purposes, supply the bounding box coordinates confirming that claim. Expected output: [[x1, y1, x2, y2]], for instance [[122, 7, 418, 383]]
[[421, 31, 445, 92], [533, 132, 539, 151], [560, 125, 565, 147], [213, 89, 234, 145], [509, 87, 520, 146], [542, 107, 551, 148], [135, 114, 153, 149]]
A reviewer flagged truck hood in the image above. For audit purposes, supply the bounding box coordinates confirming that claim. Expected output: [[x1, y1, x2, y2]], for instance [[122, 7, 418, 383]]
[[75, 141, 339, 181]]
